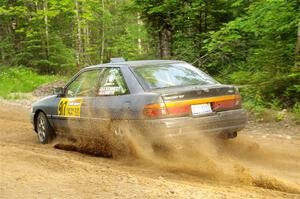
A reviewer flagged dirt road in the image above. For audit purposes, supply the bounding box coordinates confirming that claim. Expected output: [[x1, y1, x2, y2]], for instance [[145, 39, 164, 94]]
[[0, 103, 300, 199]]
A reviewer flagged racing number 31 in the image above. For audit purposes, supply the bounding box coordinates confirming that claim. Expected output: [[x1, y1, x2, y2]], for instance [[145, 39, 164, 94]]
[[58, 98, 82, 117]]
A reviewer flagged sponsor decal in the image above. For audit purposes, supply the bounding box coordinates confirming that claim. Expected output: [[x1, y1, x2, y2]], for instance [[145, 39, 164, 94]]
[[98, 86, 120, 95], [58, 98, 83, 117]]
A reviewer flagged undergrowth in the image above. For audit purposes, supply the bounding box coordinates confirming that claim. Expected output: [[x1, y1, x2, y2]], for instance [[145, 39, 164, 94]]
[[0, 66, 62, 99]]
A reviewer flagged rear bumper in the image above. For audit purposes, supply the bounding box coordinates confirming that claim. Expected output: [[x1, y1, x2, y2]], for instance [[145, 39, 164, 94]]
[[139, 109, 247, 138]]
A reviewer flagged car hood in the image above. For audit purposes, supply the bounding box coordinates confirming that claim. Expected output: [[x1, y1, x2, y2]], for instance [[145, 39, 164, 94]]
[[32, 95, 57, 107]]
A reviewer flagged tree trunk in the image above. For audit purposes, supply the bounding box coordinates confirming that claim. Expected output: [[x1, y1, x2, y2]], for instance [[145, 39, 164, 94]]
[[75, 0, 82, 69], [84, 22, 90, 48], [0, 34, 4, 62], [159, 27, 171, 59], [204, 1, 207, 33], [43, 0, 49, 59], [83, 20, 91, 64], [295, 21, 300, 67], [100, 0, 105, 64], [137, 13, 142, 55]]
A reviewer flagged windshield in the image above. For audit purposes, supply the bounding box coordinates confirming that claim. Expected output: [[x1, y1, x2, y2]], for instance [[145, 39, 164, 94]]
[[132, 63, 218, 89]]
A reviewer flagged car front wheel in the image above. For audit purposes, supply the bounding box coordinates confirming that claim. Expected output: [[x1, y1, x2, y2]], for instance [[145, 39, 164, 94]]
[[36, 112, 54, 144]]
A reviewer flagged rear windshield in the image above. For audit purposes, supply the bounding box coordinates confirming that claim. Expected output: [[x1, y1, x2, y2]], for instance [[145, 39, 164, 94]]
[[132, 63, 217, 89]]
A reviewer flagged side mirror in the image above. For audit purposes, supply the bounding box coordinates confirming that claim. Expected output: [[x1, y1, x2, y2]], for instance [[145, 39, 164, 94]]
[[53, 87, 65, 97]]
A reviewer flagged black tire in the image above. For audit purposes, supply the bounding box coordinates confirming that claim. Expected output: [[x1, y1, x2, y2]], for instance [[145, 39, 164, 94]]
[[36, 112, 54, 144], [217, 131, 238, 139]]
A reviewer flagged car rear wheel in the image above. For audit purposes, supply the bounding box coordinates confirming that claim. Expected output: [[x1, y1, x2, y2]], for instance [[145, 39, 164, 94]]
[[36, 112, 54, 144], [218, 131, 238, 139]]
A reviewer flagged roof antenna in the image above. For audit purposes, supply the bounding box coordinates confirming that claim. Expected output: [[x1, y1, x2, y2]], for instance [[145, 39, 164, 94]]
[[110, 57, 125, 63]]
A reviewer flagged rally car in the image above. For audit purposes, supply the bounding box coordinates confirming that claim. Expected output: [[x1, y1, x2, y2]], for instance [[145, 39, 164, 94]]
[[31, 59, 247, 151]]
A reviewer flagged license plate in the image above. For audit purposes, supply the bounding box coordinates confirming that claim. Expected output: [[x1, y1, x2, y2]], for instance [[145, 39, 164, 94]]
[[191, 103, 212, 116]]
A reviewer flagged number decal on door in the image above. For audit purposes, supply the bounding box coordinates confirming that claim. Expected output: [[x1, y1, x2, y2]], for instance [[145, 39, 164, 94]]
[[58, 98, 83, 117]]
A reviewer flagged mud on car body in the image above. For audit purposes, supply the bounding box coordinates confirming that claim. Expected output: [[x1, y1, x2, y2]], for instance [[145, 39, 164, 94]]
[[30, 60, 247, 149]]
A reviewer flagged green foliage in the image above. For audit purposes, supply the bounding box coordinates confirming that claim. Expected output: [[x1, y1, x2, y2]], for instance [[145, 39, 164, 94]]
[[275, 111, 285, 122], [292, 103, 300, 121], [0, 0, 152, 72], [205, 0, 300, 108], [228, 70, 300, 108], [15, 32, 76, 74], [0, 66, 62, 98], [135, 0, 240, 60], [104, 0, 153, 61], [0, 0, 77, 73], [0, 0, 299, 113]]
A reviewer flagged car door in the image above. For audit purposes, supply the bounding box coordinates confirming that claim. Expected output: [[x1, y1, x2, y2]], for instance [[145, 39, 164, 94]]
[[92, 67, 134, 134], [53, 69, 102, 135]]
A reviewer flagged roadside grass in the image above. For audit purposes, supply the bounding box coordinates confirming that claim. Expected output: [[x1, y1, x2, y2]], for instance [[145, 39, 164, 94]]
[[0, 66, 63, 99], [242, 95, 300, 124], [291, 103, 300, 123]]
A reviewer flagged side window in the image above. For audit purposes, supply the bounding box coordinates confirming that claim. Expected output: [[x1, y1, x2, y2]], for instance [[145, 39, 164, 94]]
[[65, 70, 100, 97], [97, 68, 129, 96]]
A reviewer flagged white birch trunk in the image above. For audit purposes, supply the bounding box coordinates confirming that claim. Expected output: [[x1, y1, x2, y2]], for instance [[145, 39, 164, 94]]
[[137, 13, 142, 55], [100, 0, 105, 64], [43, 0, 49, 59], [75, 0, 82, 68]]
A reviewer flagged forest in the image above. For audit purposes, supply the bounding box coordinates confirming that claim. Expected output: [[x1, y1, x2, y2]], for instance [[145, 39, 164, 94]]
[[0, 0, 299, 116]]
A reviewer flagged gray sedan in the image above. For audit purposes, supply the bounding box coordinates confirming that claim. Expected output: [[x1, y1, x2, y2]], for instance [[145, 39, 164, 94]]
[[31, 60, 247, 155]]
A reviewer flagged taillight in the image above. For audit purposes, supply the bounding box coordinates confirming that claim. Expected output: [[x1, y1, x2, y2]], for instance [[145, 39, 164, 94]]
[[144, 94, 242, 118], [143, 103, 190, 118], [166, 104, 190, 116], [143, 103, 168, 118], [212, 94, 241, 111]]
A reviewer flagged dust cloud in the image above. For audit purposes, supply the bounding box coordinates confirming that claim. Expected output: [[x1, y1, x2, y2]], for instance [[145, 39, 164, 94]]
[[125, 130, 300, 194], [53, 121, 300, 194]]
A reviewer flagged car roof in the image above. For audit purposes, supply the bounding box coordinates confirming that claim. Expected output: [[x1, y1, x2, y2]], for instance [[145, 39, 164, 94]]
[[84, 60, 185, 70]]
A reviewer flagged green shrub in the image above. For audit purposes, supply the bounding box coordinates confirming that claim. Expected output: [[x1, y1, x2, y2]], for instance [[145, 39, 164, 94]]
[[292, 103, 300, 122], [0, 66, 63, 99]]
